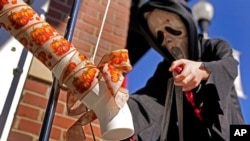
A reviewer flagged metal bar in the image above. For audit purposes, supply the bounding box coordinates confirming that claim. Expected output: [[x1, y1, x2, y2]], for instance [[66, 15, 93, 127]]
[[0, 48, 28, 139], [39, 0, 81, 140], [64, 0, 81, 41]]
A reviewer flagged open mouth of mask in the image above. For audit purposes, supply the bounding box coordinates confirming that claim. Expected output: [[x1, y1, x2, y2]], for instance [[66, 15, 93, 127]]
[[145, 9, 189, 59]]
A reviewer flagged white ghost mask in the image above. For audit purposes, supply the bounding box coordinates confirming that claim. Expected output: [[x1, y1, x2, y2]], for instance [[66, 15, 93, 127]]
[[145, 9, 189, 59]]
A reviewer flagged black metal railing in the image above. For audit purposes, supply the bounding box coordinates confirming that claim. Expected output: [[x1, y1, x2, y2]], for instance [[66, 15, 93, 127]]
[[39, 0, 81, 140]]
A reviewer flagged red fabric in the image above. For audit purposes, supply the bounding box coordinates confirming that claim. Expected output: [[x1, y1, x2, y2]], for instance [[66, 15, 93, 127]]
[[121, 76, 128, 88], [184, 91, 202, 121], [175, 67, 202, 121]]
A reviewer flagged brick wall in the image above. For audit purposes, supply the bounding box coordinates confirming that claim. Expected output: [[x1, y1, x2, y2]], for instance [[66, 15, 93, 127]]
[[7, 0, 131, 140]]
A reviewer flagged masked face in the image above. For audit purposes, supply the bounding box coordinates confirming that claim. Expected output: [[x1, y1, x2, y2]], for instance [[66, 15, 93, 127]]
[[145, 9, 189, 59]]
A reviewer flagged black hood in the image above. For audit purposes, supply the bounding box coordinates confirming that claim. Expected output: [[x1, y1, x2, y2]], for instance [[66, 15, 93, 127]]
[[137, 0, 200, 63]]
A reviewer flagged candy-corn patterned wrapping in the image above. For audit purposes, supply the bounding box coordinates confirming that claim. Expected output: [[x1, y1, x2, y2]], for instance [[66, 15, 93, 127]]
[[0, 0, 132, 140]]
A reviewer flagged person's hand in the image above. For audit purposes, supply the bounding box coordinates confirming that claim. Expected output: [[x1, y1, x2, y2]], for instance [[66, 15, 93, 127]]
[[169, 59, 210, 91]]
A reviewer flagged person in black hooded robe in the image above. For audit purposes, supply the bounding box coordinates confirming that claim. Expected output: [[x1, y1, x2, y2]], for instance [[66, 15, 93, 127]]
[[123, 0, 245, 141]]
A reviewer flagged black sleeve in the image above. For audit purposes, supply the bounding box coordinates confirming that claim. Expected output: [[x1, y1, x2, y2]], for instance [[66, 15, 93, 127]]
[[195, 38, 240, 129], [201, 38, 238, 101]]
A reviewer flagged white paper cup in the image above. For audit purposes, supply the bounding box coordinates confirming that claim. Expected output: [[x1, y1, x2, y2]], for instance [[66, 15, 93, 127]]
[[82, 81, 134, 141]]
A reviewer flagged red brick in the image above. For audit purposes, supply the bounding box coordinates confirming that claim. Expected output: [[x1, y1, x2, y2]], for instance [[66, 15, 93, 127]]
[[83, 14, 101, 28], [51, 21, 68, 34], [53, 114, 76, 129], [19, 119, 41, 135], [110, 2, 130, 18], [17, 104, 39, 120], [56, 101, 65, 113], [75, 21, 95, 35], [114, 19, 129, 29], [45, 18, 60, 28], [98, 39, 111, 51], [67, 0, 74, 5], [85, 0, 105, 12], [72, 38, 92, 53], [50, 127, 62, 140], [103, 11, 116, 24], [79, 32, 98, 45], [118, 0, 131, 7], [114, 27, 128, 38], [24, 79, 49, 95], [80, 5, 99, 19], [22, 92, 48, 109], [95, 47, 111, 60], [62, 129, 102, 141], [85, 136, 101, 141], [8, 131, 33, 141], [46, 8, 63, 22], [58, 90, 67, 102], [49, 0, 71, 15], [115, 11, 130, 23], [83, 123, 101, 138], [102, 31, 126, 47], [103, 22, 113, 33]]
